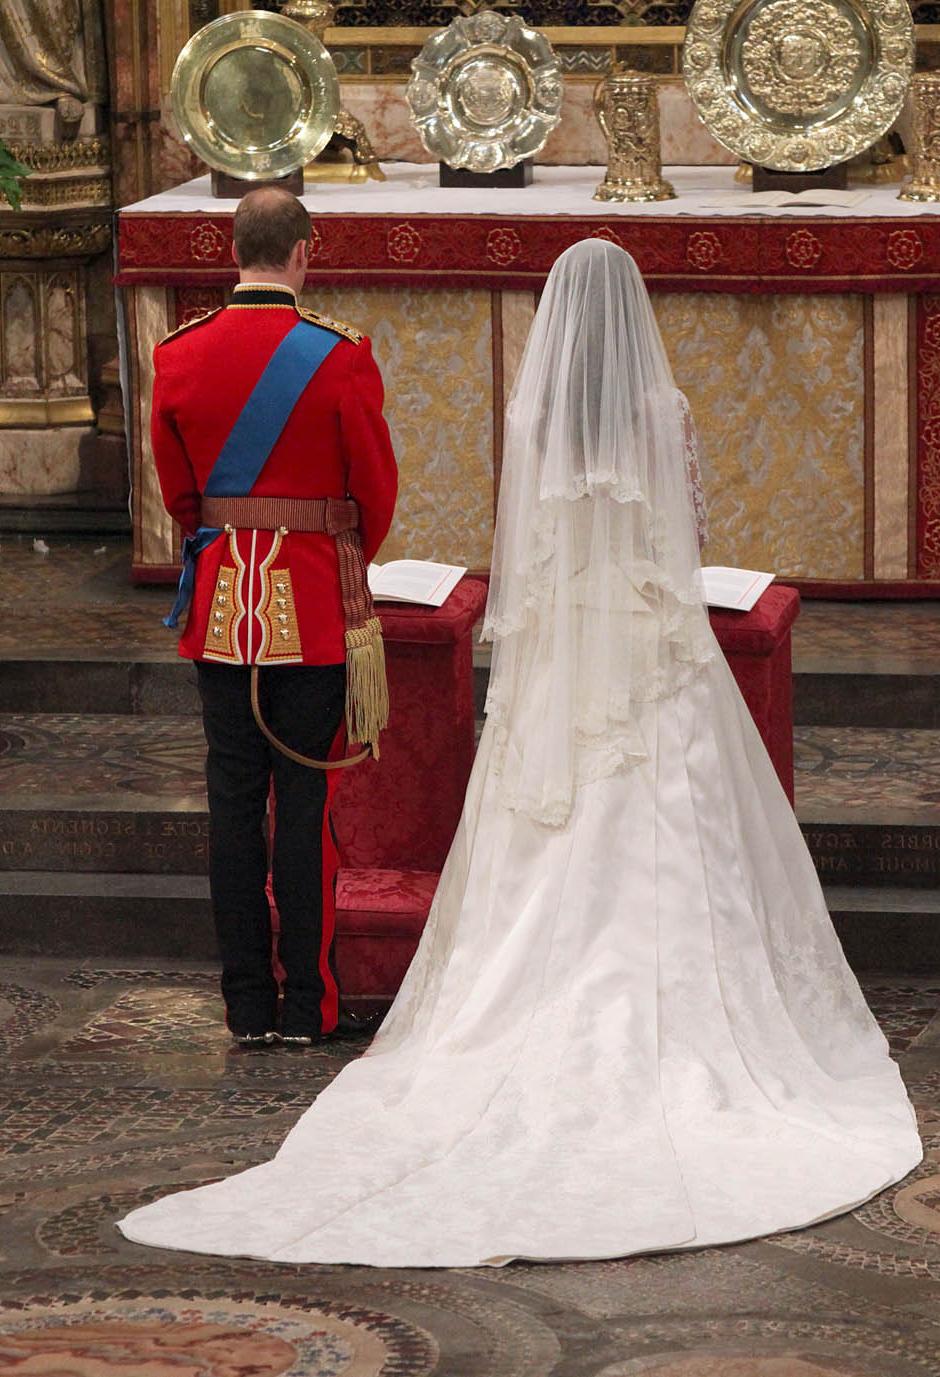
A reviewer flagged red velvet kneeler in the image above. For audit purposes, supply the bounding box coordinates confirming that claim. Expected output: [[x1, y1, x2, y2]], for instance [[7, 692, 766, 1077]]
[[270, 580, 800, 1000], [267, 579, 488, 1000], [708, 585, 800, 805]]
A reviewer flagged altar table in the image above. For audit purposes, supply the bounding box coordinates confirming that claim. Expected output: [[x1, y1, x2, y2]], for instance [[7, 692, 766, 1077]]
[[117, 165, 940, 594]]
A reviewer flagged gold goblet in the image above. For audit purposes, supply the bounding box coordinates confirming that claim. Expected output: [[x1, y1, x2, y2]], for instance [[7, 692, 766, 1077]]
[[593, 68, 675, 204], [899, 73, 940, 202]]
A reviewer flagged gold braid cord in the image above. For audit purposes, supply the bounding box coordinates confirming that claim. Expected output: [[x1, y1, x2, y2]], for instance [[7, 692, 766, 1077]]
[[250, 668, 371, 771], [246, 516, 389, 773]]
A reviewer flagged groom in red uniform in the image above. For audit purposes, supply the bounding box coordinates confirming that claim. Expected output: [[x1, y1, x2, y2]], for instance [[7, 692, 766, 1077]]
[[151, 187, 398, 1046]]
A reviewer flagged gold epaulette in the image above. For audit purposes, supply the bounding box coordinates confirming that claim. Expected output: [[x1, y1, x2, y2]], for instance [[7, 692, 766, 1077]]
[[297, 306, 363, 345], [156, 308, 222, 347]]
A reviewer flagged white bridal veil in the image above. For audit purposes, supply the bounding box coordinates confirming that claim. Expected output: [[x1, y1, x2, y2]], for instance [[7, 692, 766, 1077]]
[[483, 239, 714, 825]]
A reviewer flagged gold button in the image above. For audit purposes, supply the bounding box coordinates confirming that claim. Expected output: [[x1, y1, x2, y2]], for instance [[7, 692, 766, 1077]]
[[278, 526, 289, 536], [275, 581, 287, 594], [276, 597, 287, 609], [277, 612, 289, 624], [279, 627, 290, 639], [214, 610, 225, 622], [224, 523, 234, 534], [218, 579, 230, 590], [216, 595, 227, 606], [212, 626, 223, 638]]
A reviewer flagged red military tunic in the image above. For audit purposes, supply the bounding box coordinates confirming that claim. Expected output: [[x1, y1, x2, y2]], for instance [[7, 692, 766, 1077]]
[[152, 282, 398, 665]]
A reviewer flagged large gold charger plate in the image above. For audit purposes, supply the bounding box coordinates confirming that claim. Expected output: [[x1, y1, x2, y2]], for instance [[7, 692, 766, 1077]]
[[171, 10, 340, 180], [683, 0, 913, 171]]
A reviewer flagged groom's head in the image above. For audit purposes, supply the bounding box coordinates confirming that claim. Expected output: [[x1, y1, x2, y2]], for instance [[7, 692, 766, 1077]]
[[231, 185, 311, 294]]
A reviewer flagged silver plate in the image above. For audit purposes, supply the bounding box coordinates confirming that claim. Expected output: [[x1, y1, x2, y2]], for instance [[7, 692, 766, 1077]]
[[683, 0, 913, 172], [406, 10, 563, 174]]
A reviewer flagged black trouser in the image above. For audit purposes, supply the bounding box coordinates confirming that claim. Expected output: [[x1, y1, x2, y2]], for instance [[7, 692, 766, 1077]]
[[196, 662, 346, 1037]]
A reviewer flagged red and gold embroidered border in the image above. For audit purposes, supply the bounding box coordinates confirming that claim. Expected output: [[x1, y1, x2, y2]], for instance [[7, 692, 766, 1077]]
[[915, 296, 940, 578], [120, 213, 940, 293]]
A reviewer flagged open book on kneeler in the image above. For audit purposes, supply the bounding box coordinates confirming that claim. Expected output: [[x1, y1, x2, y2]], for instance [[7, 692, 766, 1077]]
[[368, 559, 466, 607], [700, 566, 774, 612]]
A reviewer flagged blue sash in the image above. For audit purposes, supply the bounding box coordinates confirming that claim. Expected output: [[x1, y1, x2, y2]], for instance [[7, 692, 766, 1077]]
[[164, 319, 341, 628]]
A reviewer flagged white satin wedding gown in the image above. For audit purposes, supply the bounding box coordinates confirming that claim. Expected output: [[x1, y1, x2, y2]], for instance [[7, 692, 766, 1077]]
[[119, 242, 921, 1267]]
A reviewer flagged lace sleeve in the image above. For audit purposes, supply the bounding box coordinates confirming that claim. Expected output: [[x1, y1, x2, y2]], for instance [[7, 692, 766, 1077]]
[[678, 392, 708, 551]]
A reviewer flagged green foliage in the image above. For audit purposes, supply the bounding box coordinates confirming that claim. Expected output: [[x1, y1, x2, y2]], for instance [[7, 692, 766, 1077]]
[[0, 138, 31, 212]]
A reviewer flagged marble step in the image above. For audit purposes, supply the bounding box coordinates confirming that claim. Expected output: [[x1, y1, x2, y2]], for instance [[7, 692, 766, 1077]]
[[0, 491, 129, 537], [1, 717, 938, 879], [797, 726, 940, 888], [0, 870, 934, 975], [792, 600, 940, 728]]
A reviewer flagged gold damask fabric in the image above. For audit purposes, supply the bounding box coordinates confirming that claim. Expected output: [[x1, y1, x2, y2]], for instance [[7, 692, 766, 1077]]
[[0, 0, 107, 106], [654, 293, 866, 580], [300, 285, 495, 570]]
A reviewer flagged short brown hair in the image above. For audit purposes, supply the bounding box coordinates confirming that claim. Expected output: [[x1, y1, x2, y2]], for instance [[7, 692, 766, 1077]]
[[233, 186, 311, 269]]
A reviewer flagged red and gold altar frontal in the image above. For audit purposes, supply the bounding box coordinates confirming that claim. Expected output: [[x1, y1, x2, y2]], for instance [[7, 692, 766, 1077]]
[[117, 165, 940, 591]]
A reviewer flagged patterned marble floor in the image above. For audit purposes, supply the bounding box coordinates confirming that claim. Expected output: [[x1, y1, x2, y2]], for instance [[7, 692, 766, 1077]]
[[0, 536, 172, 662], [1, 960, 939, 1376]]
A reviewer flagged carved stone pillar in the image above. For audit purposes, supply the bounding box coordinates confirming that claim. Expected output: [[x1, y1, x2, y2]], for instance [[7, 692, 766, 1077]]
[[0, 2, 119, 504], [0, 115, 110, 493]]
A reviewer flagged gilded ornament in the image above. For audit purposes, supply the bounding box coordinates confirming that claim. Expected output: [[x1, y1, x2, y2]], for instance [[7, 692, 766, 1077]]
[[406, 10, 563, 173], [279, 2, 385, 183], [683, 0, 914, 173], [593, 67, 675, 203], [170, 10, 339, 181], [0, 222, 110, 259], [899, 73, 940, 202]]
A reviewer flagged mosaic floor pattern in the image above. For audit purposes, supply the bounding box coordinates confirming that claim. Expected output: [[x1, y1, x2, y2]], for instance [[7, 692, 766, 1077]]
[[1, 961, 939, 1376]]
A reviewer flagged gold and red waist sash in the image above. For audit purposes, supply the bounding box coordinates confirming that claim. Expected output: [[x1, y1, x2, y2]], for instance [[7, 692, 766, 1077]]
[[203, 495, 387, 759]]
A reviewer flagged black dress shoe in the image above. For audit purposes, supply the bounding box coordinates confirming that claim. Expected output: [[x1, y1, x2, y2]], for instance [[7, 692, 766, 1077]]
[[331, 1005, 382, 1039]]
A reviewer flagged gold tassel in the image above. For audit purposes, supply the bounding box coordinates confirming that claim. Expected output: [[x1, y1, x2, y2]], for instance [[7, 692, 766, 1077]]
[[344, 615, 389, 758]]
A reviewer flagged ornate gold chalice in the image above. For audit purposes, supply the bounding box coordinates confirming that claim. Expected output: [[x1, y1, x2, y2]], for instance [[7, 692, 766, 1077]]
[[593, 67, 675, 203], [280, 0, 384, 182], [899, 73, 940, 202]]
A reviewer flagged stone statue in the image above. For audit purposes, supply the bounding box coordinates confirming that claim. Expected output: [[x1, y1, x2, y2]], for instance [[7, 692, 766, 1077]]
[[0, 0, 107, 118]]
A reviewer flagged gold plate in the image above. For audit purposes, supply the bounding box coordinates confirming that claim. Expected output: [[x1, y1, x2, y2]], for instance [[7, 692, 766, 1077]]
[[171, 10, 340, 180], [683, 0, 913, 172]]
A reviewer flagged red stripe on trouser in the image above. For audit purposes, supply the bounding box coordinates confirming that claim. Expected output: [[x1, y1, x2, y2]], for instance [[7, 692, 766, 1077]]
[[316, 723, 346, 1034]]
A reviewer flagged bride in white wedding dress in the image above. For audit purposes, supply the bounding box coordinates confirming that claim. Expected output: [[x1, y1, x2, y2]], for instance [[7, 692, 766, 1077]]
[[119, 239, 921, 1268]]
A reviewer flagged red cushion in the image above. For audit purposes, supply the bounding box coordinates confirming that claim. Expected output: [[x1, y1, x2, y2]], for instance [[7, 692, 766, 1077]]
[[334, 867, 438, 998], [336, 867, 438, 933]]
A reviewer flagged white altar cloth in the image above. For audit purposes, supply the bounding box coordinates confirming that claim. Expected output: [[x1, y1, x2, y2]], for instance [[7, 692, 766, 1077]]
[[122, 163, 940, 220]]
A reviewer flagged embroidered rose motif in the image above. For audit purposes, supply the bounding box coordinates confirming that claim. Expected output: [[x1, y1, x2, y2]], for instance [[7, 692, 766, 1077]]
[[686, 231, 722, 272], [785, 228, 823, 270], [922, 415, 940, 451], [486, 227, 522, 266], [189, 222, 226, 263], [308, 225, 323, 258], [887, 229, 924, 272], [387, 223, 422, 263], [591, 227, 623, 248]]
